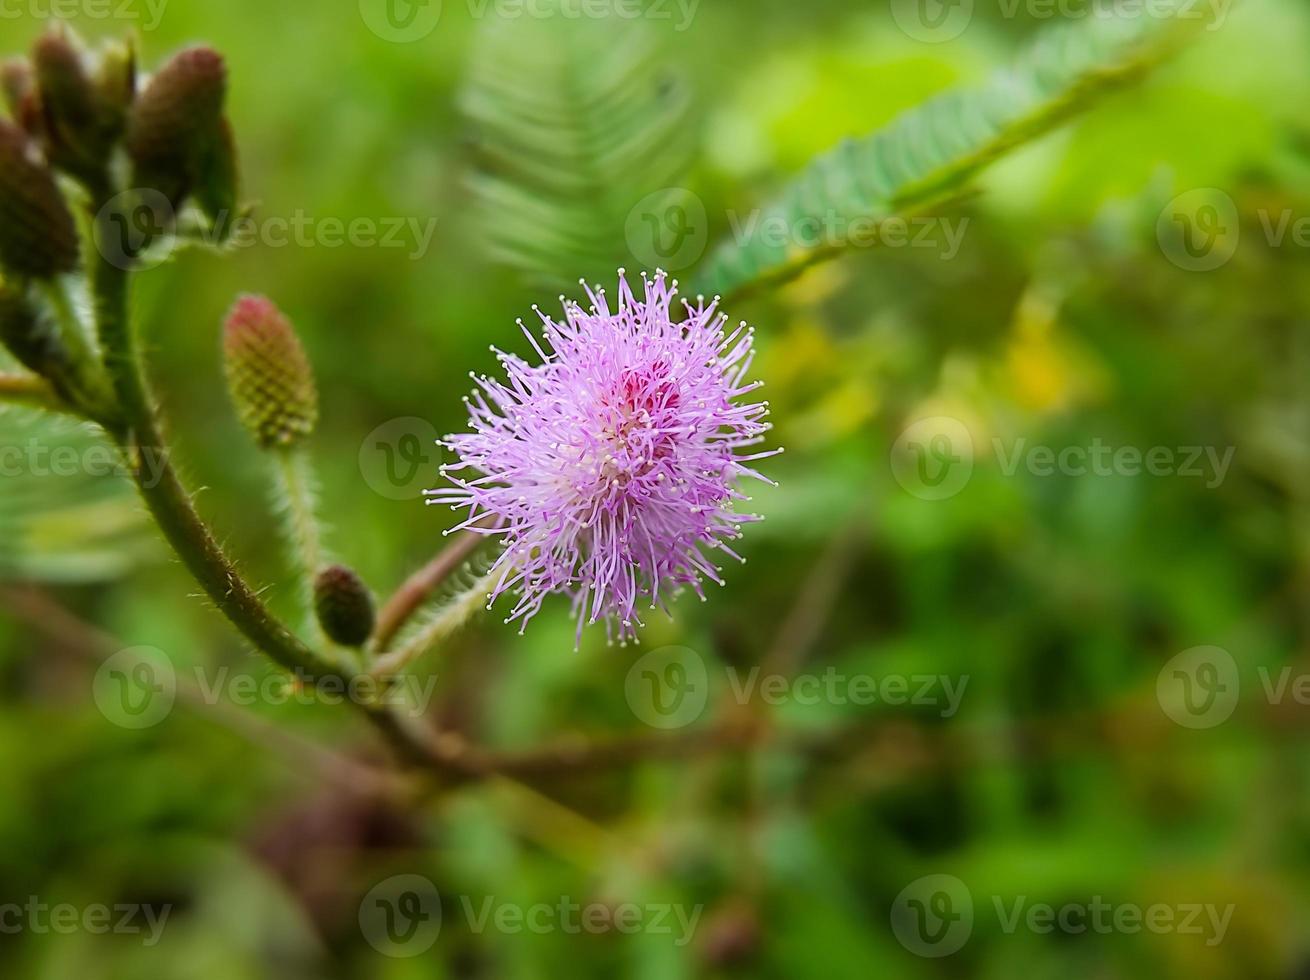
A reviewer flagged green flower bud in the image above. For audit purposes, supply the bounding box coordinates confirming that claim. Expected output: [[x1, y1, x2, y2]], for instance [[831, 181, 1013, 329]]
[[94, 38, 136, 123], [126, 46, 231, 211], [0, 120, 80, 279], [223, 295, 318, 450], [314, 565, 377, 648]]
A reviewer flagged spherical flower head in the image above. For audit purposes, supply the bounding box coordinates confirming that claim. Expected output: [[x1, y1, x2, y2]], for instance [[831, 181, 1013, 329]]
[[428, 270, 780, 645]]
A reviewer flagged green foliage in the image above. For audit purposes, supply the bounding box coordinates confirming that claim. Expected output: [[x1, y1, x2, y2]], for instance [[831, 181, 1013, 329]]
[[0, 408, 152, 582], [461, 3, 694, 287], [691, 1, 1220, 299]]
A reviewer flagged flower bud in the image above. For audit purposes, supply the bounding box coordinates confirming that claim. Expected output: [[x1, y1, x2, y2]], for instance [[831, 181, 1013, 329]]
[[94, 38, 136, 123], [223, 295, 318, 449], [126, 46, 229, 210], [33, 29, 115, 173], [314, 565, 377, 648], [1, 58, 39, 132], [0, 120, 80, 278], [194, 117, 238, 236]]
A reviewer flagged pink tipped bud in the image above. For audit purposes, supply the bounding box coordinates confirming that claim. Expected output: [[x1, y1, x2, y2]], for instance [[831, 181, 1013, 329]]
[[0, 121, 80, 278], [314, 565, 377, 648], [127, 46, 229, 209], [223, 295, 318, 450]]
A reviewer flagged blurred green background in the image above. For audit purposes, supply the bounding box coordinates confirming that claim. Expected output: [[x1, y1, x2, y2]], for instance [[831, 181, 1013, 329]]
[[0, 0, 1308, 976]]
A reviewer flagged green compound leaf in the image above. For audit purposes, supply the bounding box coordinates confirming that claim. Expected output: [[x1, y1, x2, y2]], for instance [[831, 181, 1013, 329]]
[[0, 408, 155, 584], [691, 2, 1226, 300], [461, 2, 695, 288]]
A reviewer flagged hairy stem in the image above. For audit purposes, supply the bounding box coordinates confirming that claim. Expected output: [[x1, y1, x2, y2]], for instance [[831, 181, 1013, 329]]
[[370, 572, 494, 680], [373, 528, 492, 651], [89, 208, 340, 682], [273, 447, 325, 636]]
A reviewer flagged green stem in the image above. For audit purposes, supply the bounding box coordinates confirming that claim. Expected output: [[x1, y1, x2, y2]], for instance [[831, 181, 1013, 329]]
[[273, 447, 325, 636], [370, 572, 494, 681], [90, 211, 339, 682], [39, 277, 115, 420]]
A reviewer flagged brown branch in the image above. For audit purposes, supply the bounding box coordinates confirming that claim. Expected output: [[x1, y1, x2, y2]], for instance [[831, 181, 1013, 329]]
[[0, 584, 405, 797], [0, 372, 72, 415], [372, 527, 494, 651]]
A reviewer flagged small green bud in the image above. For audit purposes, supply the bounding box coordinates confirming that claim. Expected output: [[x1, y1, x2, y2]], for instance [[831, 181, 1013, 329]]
[[314, 565, 377, 648], [94, 38, 136, 123], [0, 121, 80, 279], [126, 46, 230, 211], [223, 295, 318, 450]]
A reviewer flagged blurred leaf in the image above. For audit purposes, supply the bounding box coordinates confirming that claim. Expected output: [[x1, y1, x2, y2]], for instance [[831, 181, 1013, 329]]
[[461, 0, 695, 286], [692, 1, 1222, 299], [0, 407, 155, 583]]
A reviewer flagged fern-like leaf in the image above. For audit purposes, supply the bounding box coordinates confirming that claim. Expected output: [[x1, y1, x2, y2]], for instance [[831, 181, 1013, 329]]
[[461, 3, 695, 287], [0, 408, 154, 583], [691, 2, 1224, 300]]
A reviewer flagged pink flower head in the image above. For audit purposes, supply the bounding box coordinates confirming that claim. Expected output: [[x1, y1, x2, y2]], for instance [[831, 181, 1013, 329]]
[[427, 270, 779, 644]]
